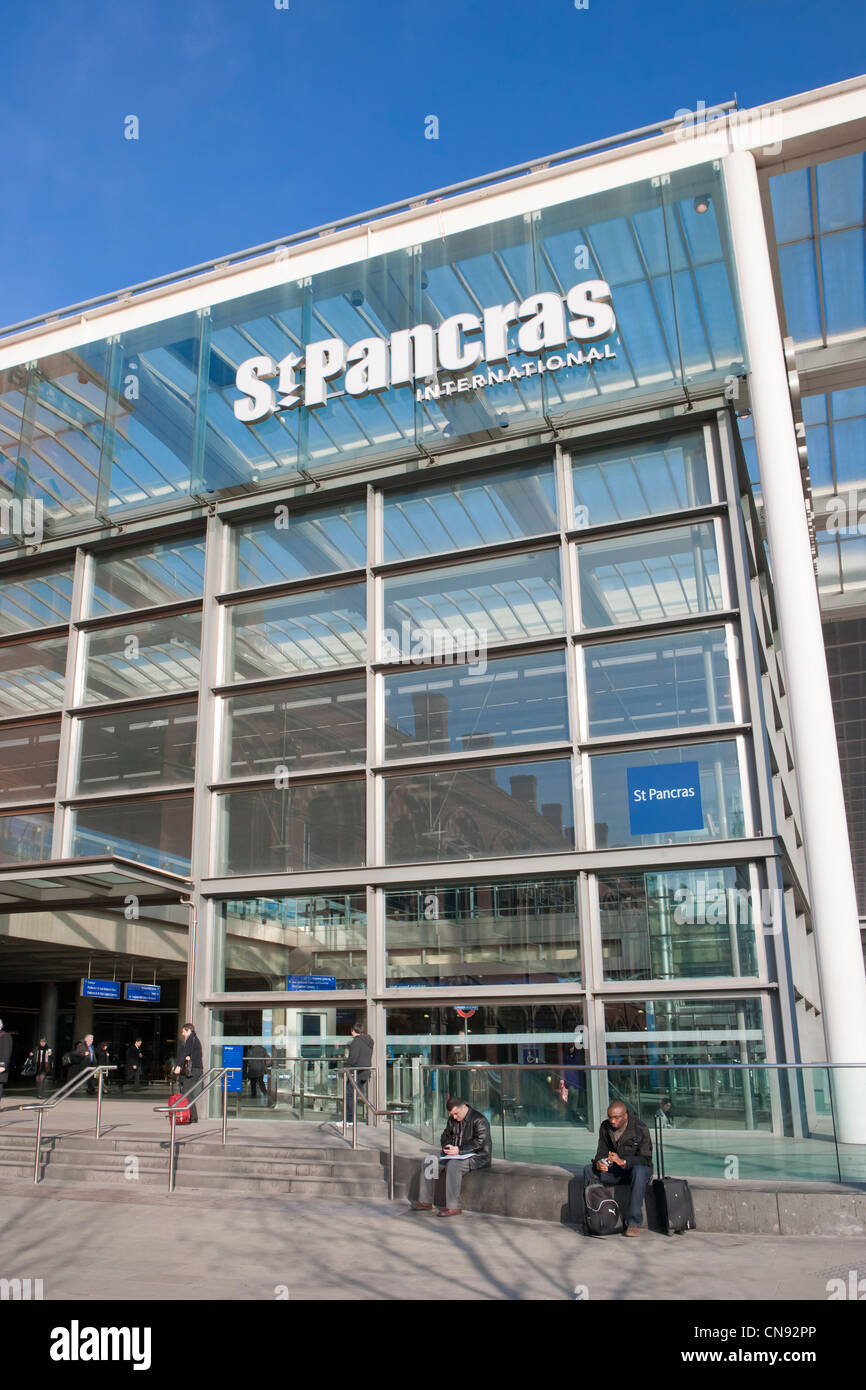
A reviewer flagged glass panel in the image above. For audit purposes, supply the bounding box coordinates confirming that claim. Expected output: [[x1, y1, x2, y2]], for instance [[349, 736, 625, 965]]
[[0, 564, 74, 635], [81, 612, 201, 703], [382, 549, 563, 658], [584, 627, 735, 737], [604, 996, 768, 1131], [232, 498, 367, 589], [578, 521, 722, 628], [219, 781, 366, 873], [216, 893, 367, 990], [384, 648, 569, 759], [0, 635, 67, 717], [383, 460, 557, 562], [821, 229, 866, 339], [385, 878, 580, 987], [226, 583, 366, 682], [69, 796, 192, 874], [221, 678, 365, 778], [0, 809, 54, 864], [385, 757, 573, 862], [598, 865, 759, 980], [590, 739, 745, 848], [0, 721, 61, 805], [769, 167, 813, 243], [571, 429, 710, 527], [74, 701, 197, 794], [776, 241, 822, 344], [87, 533, 206, 617], [19, 343, 110, 528]]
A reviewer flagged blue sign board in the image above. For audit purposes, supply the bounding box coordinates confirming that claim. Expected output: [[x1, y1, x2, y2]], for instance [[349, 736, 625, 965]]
[[124, 983, 161, 1004], [627, 761, 704, 835], [222, 1044, 244, 1093], [286, 975, 337, 991], [80, 978, 121, 999]]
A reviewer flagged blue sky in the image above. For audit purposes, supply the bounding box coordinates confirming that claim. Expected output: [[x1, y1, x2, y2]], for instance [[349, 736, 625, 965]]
[[1, 0, 863, 328]]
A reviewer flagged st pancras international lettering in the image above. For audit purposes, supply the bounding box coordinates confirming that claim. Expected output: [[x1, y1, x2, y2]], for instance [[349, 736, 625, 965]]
[[233, 279, 617, 422]]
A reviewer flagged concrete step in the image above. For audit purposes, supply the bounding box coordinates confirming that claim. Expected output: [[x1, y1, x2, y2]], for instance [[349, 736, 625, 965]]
[[39, 1162, 388, 1199], [43, 1148, 382, 1179]]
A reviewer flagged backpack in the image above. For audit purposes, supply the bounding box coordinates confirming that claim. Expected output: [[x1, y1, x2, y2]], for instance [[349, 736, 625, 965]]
[[584, 1183, 622, 1236]]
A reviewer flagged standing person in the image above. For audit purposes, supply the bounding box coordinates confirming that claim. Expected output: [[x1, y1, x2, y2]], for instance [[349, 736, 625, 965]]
[[32, 1037, 54, 1097], [172, 1023, 203, 1123], [582, 1101, 653, 1236], [97, 1041, 113, 1088], [73, 1034, 98, 1094], [654, 1097, 674, 1128], [0, 1020, 12, 1110], [410, 1096, 492, 1217], [126, 1038, 144, 1091], [344, 1022, 373, 1125], [246, 1043, 269, 1103]]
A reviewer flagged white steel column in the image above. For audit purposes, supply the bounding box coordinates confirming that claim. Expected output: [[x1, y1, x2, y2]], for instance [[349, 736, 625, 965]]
[[723, 149, 866, 1141]]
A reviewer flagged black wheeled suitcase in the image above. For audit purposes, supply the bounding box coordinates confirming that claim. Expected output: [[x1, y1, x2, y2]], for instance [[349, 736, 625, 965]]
[[652, 1116, 695, 1235]]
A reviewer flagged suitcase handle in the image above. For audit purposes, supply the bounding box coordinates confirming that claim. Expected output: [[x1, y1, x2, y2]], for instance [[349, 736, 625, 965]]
[[654, 1113, 666, 1179]]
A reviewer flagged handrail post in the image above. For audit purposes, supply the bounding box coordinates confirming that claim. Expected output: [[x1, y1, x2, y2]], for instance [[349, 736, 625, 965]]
[[388, 1111, 395, 1200], [169, 1110, 176, 1193], [342, 1069, 347, 1135], [300, 1065, 305, 1120], [95, 1068, 104, 1140], [33, 1108, 43, 1185], [222, 1072, 228, 1146], [352, 1071, 358, 1150]]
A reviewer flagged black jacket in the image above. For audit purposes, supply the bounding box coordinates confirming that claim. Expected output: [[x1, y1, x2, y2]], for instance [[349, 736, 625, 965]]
[[177, 1032, 203, 1074], [73, 1040, 96, 1070], [34, 1046, 53, 1073], [0, 1031, 12, 1076], [126, 1045, 142, 1069], [440, 1106, 492, 1167], [592, 1115, 652, 1173], [346, 1033, 373, 1083], [246, 1046, 268, 1078]]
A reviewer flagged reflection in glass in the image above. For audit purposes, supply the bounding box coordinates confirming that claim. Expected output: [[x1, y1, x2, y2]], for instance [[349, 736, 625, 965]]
[[578, 522, 722, 627], [0, 564, 74, 635], [0, 722, 61, 805], [219, 782, 366, 873], [382, 549, 563, 658], [385, 757, 573, 863], [0, 809, 54, 863], [0, 636, 67, 717], [585, 628, 735, 737], [233, 499, 367, 588], [82, 613, 201, 703], [598, 865, 758, 980], [385, 650, 569, 759], [385, 878, 580, 986], [590, 740, 745, 848], [571, 429, 710, 526], [383, 461, 557, 562], [75, 701, 197, 794], [221, 679, 366, 778], [69, 796, 192, 874], [87, 533, 206, 617], [227, 583, 366, 681], [216, 893, 367, 991]]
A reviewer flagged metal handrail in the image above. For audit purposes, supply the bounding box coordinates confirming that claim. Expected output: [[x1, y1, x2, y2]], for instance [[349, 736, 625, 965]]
[[153, 1067, 241, 1193], [17, 1066, 117, 1185], [340, 1070, 409, 1200]]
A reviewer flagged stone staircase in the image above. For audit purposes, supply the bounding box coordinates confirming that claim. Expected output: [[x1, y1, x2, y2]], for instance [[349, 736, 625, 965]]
[[0, 1127, 395, 1200]]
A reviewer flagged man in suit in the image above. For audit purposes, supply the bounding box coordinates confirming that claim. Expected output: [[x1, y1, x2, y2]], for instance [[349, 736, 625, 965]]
[[0, 1020, 13, 1110], [344, 1023, 374, 1125], [126, 1038, 144, 1091], [172, 1023, 203, 1122], [73, 1034, 98, 1094]]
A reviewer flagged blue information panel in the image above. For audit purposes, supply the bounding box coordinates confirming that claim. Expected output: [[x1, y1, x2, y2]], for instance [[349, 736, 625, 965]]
[[222, 1044, 244, 1093], [80, 978, 121, 999], [286, 975, 337, 991], [627, 761, 704, 835], [124, 984, 161, 1003]]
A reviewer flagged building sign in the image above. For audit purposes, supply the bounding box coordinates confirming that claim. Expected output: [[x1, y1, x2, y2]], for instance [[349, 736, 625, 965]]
[[233, 280, 617, 422], [221, 1044, 244, 1093], [627, 762, 704, 835], [80, 978, 122, 999], [455, 1006, 478, 1019], [124, 984, 161, 1003], [286, 974, 337, 991]]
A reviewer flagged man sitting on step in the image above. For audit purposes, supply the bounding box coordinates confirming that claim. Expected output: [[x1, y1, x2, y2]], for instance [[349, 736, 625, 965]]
[[583, 1100, 652, 1236], [410, 1096, 492, 1218]]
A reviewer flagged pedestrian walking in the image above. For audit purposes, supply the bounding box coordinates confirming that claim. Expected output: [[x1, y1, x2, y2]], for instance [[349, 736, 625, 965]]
[[172, 1023, 203, 1122]]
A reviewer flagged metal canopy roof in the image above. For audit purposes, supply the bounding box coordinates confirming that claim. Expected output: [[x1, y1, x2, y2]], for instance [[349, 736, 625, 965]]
[[0, 856, 191, 908]]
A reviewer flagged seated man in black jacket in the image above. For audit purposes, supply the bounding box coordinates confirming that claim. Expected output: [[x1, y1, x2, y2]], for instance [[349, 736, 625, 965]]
[[411, 1096, 492, 1218], [583, 1100, 652, 1236]]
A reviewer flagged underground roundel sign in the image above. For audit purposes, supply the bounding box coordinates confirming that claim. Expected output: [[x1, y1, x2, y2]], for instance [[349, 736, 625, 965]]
[[455, 1007, 478, 1019]]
